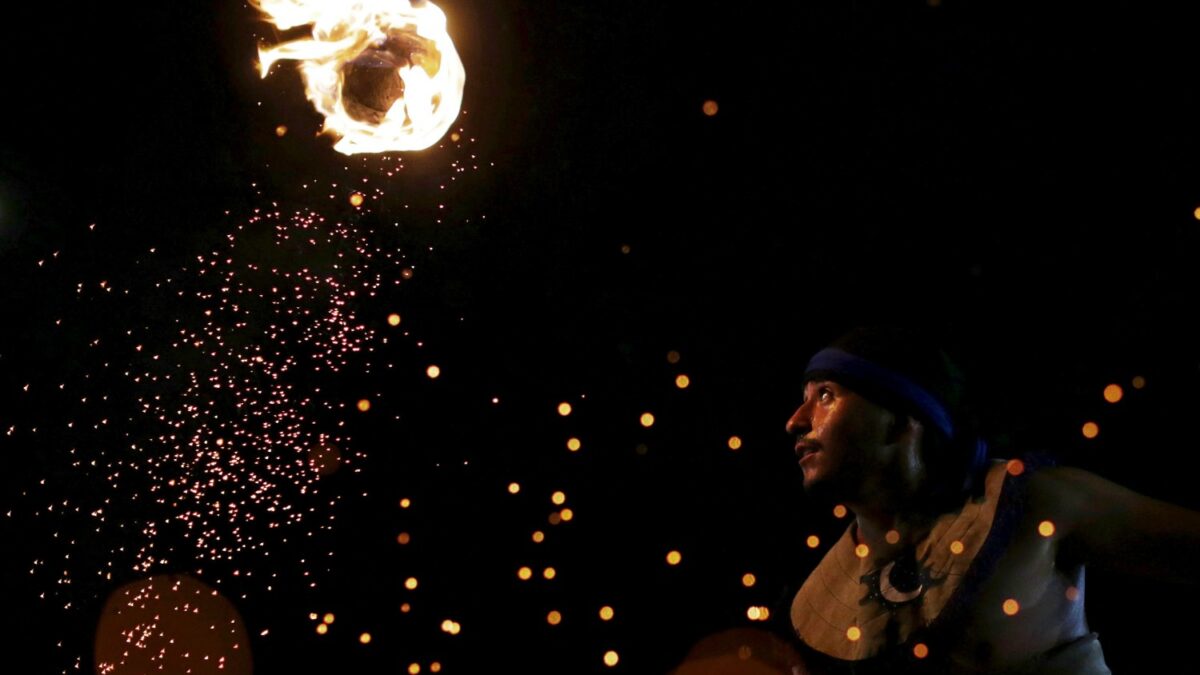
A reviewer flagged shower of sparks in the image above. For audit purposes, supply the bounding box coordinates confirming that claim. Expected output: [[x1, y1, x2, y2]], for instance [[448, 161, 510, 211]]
[[9, 122, 488, 672], [122, 201, 397, 575]]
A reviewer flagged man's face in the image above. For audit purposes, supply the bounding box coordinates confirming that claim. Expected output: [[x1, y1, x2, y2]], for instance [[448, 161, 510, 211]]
[[785, 380, 897, 503]]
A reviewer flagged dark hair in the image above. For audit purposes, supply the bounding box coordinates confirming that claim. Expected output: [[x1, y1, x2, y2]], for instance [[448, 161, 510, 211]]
[[810, 326, 987, 510]]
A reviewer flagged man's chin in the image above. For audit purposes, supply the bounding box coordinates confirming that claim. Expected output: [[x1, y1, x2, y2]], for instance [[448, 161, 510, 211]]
[[802, 476, 839, 503]]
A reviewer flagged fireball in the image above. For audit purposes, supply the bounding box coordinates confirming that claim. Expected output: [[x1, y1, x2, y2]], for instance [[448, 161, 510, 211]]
[[254, 0, 465, 154]]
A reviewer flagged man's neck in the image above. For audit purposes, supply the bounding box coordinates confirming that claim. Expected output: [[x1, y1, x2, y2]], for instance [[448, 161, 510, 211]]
[[851, 504, 938, 554]]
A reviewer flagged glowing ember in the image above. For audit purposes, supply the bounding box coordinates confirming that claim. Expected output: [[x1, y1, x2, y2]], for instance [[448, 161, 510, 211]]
[[254, 0, 465, 153]]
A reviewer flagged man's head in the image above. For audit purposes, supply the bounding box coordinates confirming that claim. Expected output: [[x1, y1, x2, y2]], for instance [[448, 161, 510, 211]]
[[786, 326, 985, 512]]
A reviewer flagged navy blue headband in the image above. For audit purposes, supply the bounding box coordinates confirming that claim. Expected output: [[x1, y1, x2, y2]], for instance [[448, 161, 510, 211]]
[[803, 347, 955, 440]]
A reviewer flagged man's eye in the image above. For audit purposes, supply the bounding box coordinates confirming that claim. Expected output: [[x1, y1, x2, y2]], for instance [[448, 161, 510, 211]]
[[818, 388, 834, 403]]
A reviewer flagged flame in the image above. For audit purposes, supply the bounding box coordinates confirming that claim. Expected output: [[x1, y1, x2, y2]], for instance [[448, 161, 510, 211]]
[[254, 0, 465, 154]]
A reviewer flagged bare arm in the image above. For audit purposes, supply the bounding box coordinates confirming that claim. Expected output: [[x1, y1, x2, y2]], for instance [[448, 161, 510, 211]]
[[1029, 466, 1200, 585]]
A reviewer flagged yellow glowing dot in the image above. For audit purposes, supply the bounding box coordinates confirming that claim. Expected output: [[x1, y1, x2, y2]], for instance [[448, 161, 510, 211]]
[[1003, 599, 1020, 615], [309, 613, 319, 621], [1103, 384, 1123, 403], [517, 567, 532, 580], [402, 268, 414, 280], [508, 482, 521, 494], [1194, 206, 1200, 220], [604, 651, 620, 667], [323, 613, 335, 624], [758, 607, 770, 621], [399, 498, 411, 509], [349, 193, 365, 207], [400, 603, 411, 613], [560, 508, 574, 521], [548, 512, 563, 525], [667, 350, 681, 364], [557, 402, 573, 416], [551, 491, 566, 505], [397, 532, 411, 545], [913, 643, 929, 659], [359, 632, 372, 644], [543, 567, 557, 580], [1006, 459, 1025, 476], [275, 125, 287, 137], [567, 437, 582, 451], [885, 530, 901, 545], [666, 550, 682, 565], [747, 606, 761, 621], [547, 611, 562, 625], [640, 412, 655, 427], [728, 436, 742, 451], [742, 573, 757, 587], [833, 504, 848, 519], [1132, 375, 1146, 389], [702, 100, 719, 116], [1082, 422, 1099, 439], [599, 606, 614, 621], [846, 626, 862, 642], [532, 531, 545, 543], [950, 540, 965, 555], [1038, 520, 1056, 537], [449, 622, 460, 635], [387, 313, 402, 327], [806, 535, 820, 548], [357, 399, 371, 412], [430, 664, 442, 673], [1065, 586, 1079, 602], [408, 664, 421, 675], [450, 132, 461, 142], [426, 365, 441, 379], [405, 577, 418, 590], [441, 620, 453, 632], [676, 374, 691, 389], [316, 623, 328, 635], [854, 544, 869, 559]]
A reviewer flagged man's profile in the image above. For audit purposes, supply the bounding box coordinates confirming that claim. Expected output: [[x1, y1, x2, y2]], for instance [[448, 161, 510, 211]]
[[781, 326, 1200, 674]]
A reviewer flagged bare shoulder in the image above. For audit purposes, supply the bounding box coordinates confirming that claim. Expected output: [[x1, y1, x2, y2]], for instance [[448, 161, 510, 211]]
[[1022, 464, 1200, 582]]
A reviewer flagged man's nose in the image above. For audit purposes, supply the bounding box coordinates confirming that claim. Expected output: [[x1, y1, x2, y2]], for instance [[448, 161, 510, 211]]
[[785, 403, 810, 435]]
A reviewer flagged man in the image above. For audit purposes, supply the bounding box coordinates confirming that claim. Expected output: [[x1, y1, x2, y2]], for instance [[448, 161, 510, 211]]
[[783, 327, 1200, 673]]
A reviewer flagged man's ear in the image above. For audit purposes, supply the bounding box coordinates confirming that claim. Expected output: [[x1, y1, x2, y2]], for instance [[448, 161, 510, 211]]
[[886, 414, 923, 447]]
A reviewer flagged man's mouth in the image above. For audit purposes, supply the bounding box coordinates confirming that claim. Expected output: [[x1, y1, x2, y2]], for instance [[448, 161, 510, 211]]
[[794, 441, 820, 460]]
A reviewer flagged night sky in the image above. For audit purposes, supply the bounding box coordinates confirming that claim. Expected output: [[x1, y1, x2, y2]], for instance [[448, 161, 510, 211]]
[[3, 1, 1200, 673]]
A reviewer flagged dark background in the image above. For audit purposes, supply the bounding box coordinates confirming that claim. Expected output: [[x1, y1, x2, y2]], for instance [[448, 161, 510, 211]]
[[2, 1, 1199, 672]]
